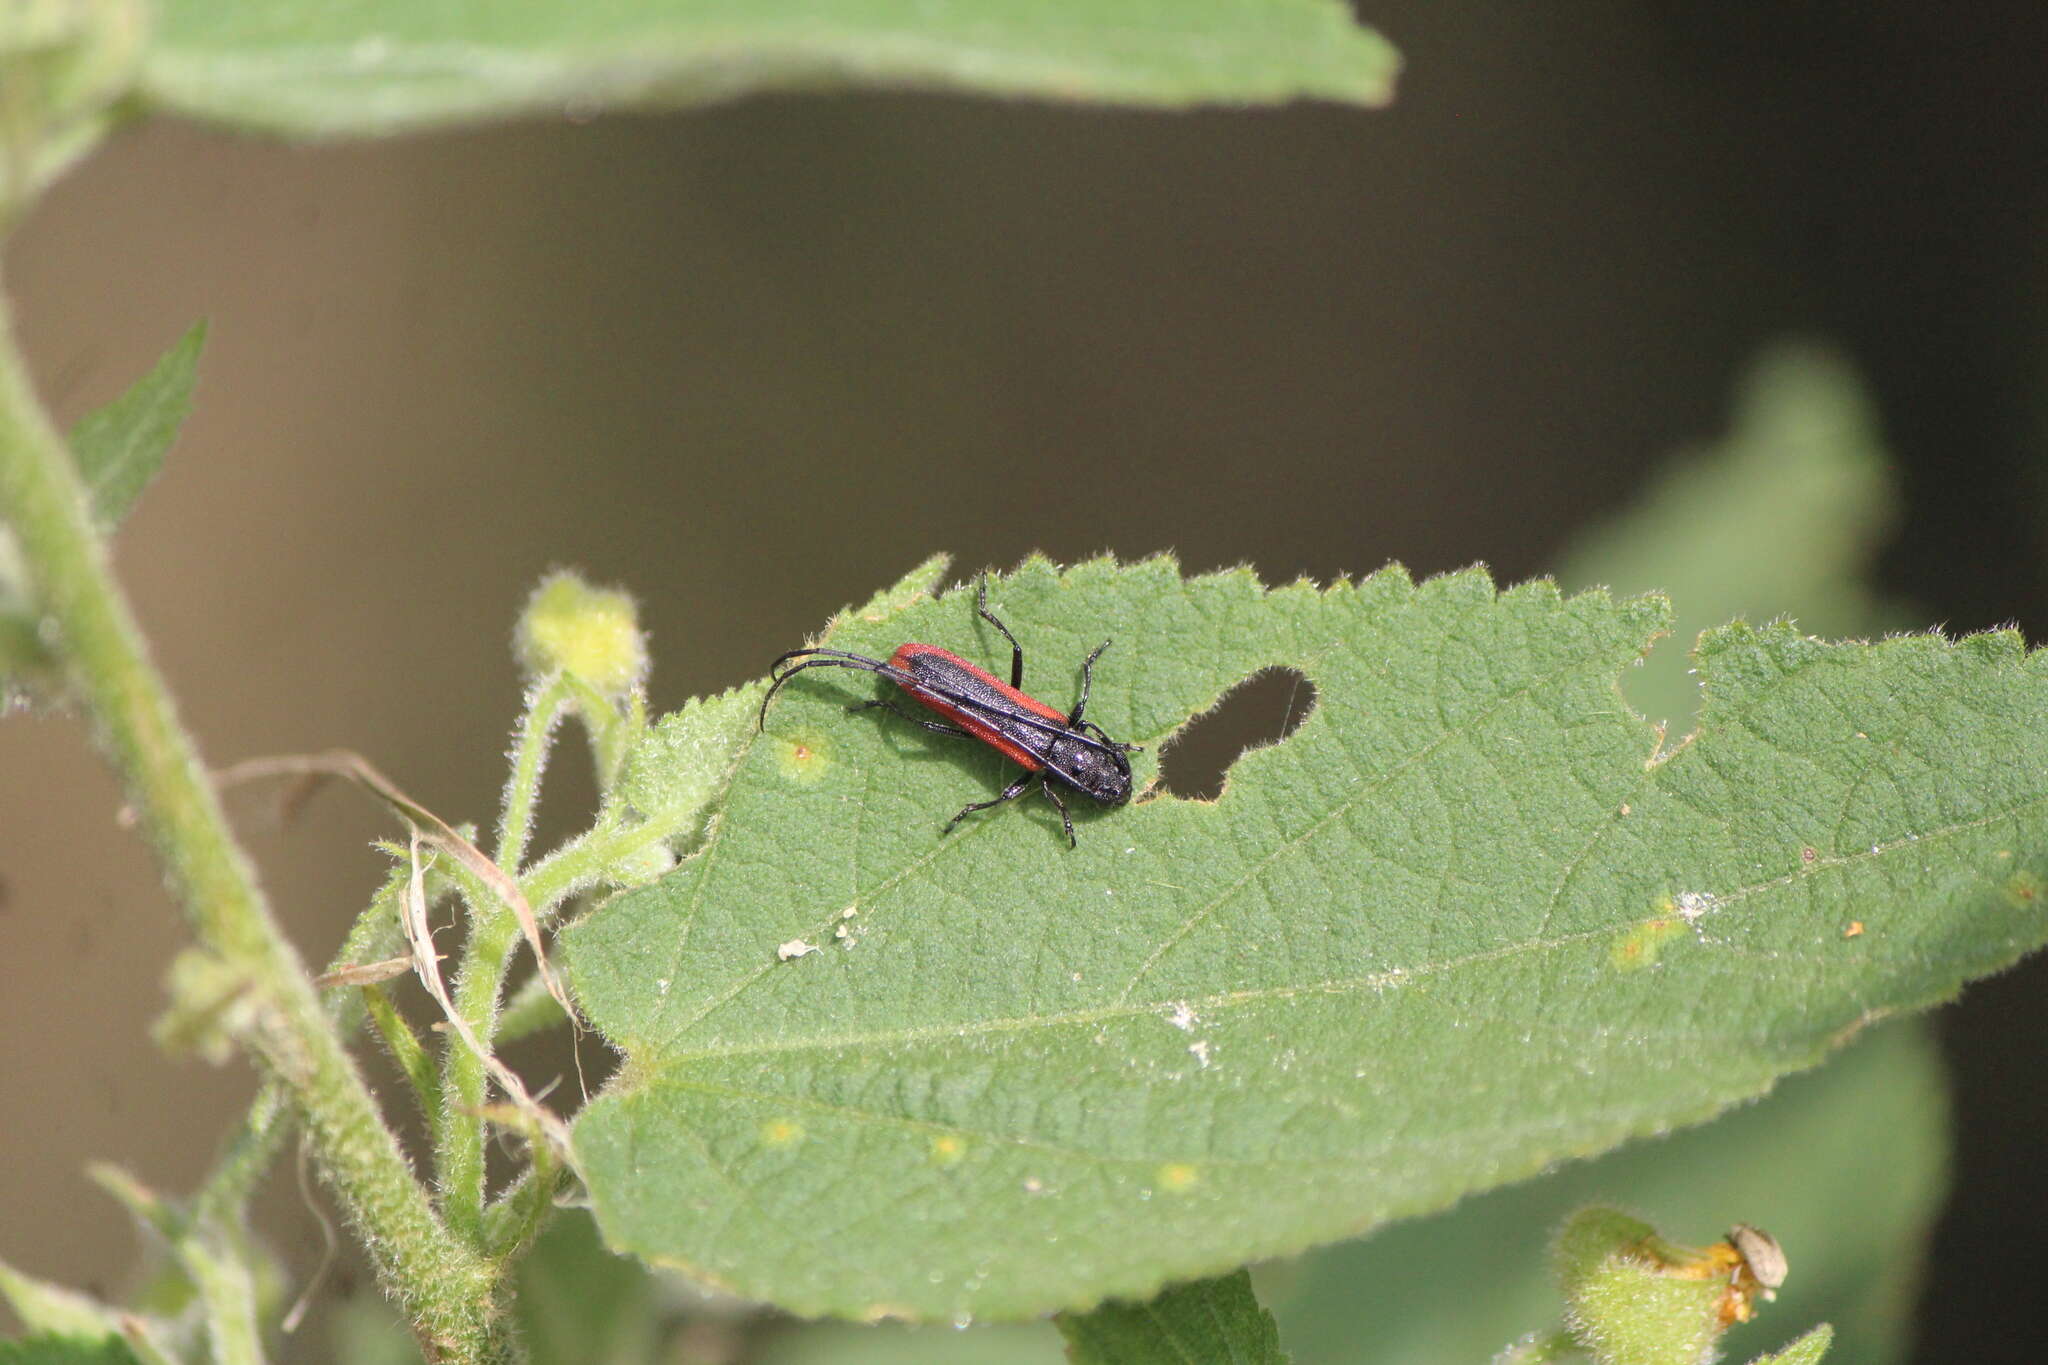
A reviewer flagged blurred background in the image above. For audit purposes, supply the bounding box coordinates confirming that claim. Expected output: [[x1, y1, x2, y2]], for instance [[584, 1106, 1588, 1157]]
[[3, 3, 2045, 1361]]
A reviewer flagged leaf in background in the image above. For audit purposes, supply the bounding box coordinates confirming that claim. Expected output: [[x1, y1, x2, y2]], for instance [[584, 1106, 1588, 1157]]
[[754, 1320, 1059, 1365], [0, 1267, 130, 1345], [565, 555, 2048, 1320], [515, 1210, 661, 1365], [141, 1, 1400, 139], [4, 322, 203, 686], [1555, 342, 1897, 732], [67, 321, 206, 532], [1058, 1270, 1288, 1365], [0, 1337, 142, 1365]]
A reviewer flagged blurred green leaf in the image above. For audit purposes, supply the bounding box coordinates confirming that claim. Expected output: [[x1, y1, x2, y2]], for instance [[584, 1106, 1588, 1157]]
[[565, 556, 2047, 1321], [3, 322, 203, 688], [0, 1267, 129, 1346], [1058, 1270, 1288, 1365], [756, 1320, 1059, 1365], [140, 0, 1399, 138], [326, 1293, 428, 1365], [0, 1336, 142, 1365], [515, 1211, 660, 1365], [68, 321, 206, 532], [1556, 342, 1897, 731]]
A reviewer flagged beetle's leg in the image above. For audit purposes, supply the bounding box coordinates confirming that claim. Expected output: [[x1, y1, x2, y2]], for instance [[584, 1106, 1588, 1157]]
[[1069, 638, 1113, 725], [976, 576, 1027, 689], [943, 770, 1034, 834], [1082, 718, 1142, 754], [1040, 775, 1077, 848], [849, 698, 973, 739]]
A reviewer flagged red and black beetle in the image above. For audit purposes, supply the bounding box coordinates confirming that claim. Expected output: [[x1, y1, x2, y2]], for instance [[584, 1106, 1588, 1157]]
[[758, 578, 1141, 846]]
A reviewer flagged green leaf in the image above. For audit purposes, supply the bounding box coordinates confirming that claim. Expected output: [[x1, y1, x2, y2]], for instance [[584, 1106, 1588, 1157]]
[[565, 555, 2048, 1320], [756, 1321, 1059, 1365], [1750, 1324, 1833, 1365], [140, 0, 1400, 139], [67, 321, 206, 532], [1266, 1021, 1945, 1365], [1057, 1270, 1287, 1365], [0, 312, 208, 677], [0, 1336, 142, 1365]]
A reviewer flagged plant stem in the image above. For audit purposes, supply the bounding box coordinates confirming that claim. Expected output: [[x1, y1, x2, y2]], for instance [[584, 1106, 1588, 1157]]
[[441, 675, 622, 1244], [495, 674, 569, 874], [0, 283, 510, 1363], [437, 861, 527, 1244]]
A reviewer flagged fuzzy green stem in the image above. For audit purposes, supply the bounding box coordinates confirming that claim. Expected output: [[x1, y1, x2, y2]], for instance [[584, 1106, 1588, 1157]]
[[559, 671, 641, 790], [0, 283, 510, 1363], [495, 674, 570, 875], [439, 677, 634, 1244], [435, 864, 520, 1243], [193, 866, 409, 1228], [366, 983, 442, 1120]]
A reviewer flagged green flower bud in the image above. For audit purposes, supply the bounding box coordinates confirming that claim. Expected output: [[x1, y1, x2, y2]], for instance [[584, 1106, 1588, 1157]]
[[516, 570, 648, 698]]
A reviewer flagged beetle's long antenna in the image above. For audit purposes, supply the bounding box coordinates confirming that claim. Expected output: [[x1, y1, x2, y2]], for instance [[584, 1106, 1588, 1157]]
[[759, 651, 1137, 760], [758, 649, 913, 730]]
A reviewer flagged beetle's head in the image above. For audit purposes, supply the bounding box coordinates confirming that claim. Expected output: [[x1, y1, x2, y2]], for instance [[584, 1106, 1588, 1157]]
[[1051, 727, 1139, 806]]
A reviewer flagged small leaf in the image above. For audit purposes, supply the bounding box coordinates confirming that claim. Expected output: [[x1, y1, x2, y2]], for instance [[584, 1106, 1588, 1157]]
[[0, 1336, 143, 1365], [1057, 1270, 1287, 1365], [566, 556, 2048, 1320], [68, 321, 206, 531], [1749, 1323, 1833, 1365], [139, 1, 1399, 138]]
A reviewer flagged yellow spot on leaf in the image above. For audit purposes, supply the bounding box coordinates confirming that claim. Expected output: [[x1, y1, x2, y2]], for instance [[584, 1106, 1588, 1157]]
[[773, 729, 832, 783], [1156, 1162, 1199, 1192], [1609, 916, 1685, 970], [761, 1119, 803, 1148], [930, 1134, 966, 1166]]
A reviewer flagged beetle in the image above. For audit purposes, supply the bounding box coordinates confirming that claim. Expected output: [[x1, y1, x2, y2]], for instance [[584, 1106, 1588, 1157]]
[[757, 577, 1142, 846]]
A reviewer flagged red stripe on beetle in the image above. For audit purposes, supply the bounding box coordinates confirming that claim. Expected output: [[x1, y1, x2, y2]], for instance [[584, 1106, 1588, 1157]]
[[889, 642, 1067, 771], [757, 576, 1142, 847]]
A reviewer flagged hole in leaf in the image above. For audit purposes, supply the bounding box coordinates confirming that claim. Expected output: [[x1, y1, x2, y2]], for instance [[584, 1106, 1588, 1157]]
[[1155, 667, 1316, 801]]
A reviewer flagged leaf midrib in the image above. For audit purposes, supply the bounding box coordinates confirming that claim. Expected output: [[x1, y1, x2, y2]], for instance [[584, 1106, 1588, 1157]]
[[613, 796, 2037, 1075]]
